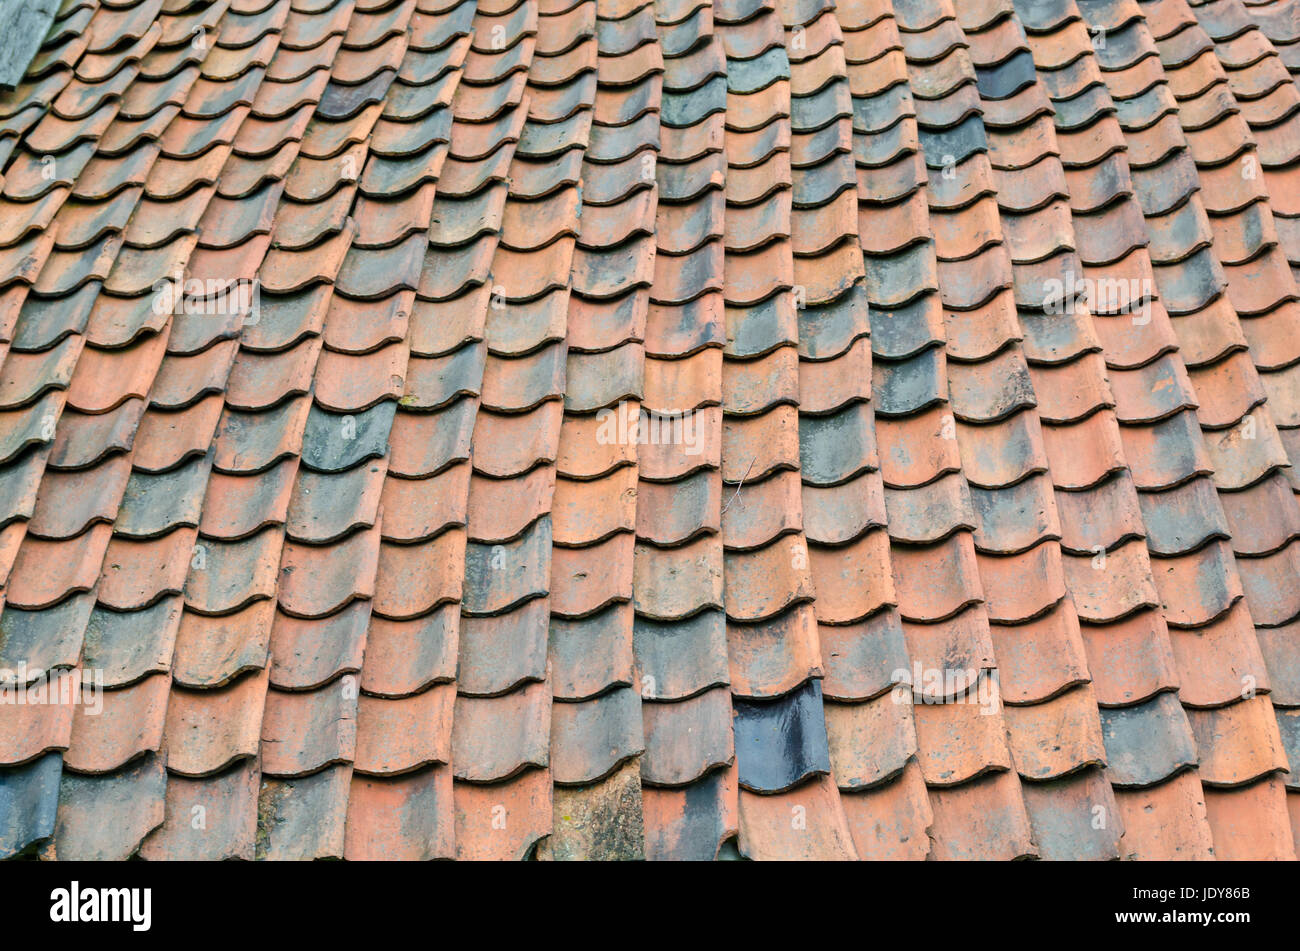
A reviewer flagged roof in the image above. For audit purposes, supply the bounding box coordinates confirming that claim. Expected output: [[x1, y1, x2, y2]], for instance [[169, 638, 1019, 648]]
[[0, 0, 61, 88], [0, 0, 1299, 861]]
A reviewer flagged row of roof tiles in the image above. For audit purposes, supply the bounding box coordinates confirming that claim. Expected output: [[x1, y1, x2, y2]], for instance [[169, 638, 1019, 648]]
[[0, 0, 1299, 860]]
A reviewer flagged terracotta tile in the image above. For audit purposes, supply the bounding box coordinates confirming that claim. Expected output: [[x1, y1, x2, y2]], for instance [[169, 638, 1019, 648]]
[[373, 529, 466, 620], [551, 686, 644, 785], [0, 668, 78, 766], [225, 339, 321, 412], [824, 685, 917, 788], [642, 765, 738, 860], [1114, 769, 1215, 859], [1020, 766, 1123, 860], [475, 402, 563, 477], [140, 761, 260, 860], [51, 754, 167, 860], [258, 764, 352, 860], [1187, 697, 1288, 788], [277, 522, 381, 618], [258, 683, 357, 778], [184, 527, 283, 615], [65, 673, 170, 774], [990, 597, 1091, 702], [354, 684, 454, 776], [803, 471, 886, 546], [927, 768, 1036, 859], [453, 766, 551, 860], [1100, 691, 1199, 788], [733, 678, 833, 792], [28, 456, 132, 540], [1, 0, 1297, 862], [726, 602, 822, 698], [555, 468, 637, 545], [550, 528, 633, 616], [552, 598, 632, 697], [165, 654, 269, 776], [1167, 600, 1270, 706], [839, 757, 933, 859], [901, 608, 995, 701], [200, 459, 298, 540], [98, 529, 197, 611], [171, 599, 275, 690], [736, 774, 858, 859], [634, 609, 729, 702], [451, 680, 551, 783], [6, 524, 112, 610], [891, 532, 982, 622], [723, 535, 816, 621], [38, 588, 149, 692], [134, 396, 225, 473], [66, 334, 169, 414], [359, 605, 458, 698], [1203, 775, 1297, 859], [1004, 685, 1107, 781], [875, 405, 963, 487]]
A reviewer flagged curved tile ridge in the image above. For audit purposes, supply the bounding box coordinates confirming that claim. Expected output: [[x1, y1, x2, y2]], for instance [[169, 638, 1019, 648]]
[[1140, 0, 1300, 859], [0, 3, 80, 185], [540, 0, 651, 861], [638, 0, 737, 862], [943, 2, 1122, 861], [1233, 0, 1300, 78], [0, 0, 172, 675], [340, 0, 480, 862], [1063, 0, 1294, 858], [1001, 0, 1218, 860], [890, 0, 1032, 860], [149, 0, 364, 862], [1158, 8, 1300, 751], [1014, 0, 1225, 859], [847, 0, 1035, 862], [426, 0, 560, 862], [781, 0, 929, 861], [27, 0, 269, 862], [260, 0, 436, 861], [2, 0, 283, 861], [0, 8, 160, 853], [715, 0, 856, 860], [1195, 0, 1300, 493], [1185, 8, 1300, 833], [1145, 0, 1300, 488], [309, 0, 479, 863]]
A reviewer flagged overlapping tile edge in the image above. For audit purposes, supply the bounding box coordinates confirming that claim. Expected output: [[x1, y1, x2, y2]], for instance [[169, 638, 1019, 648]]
[[0, 0, 1296, 860]]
